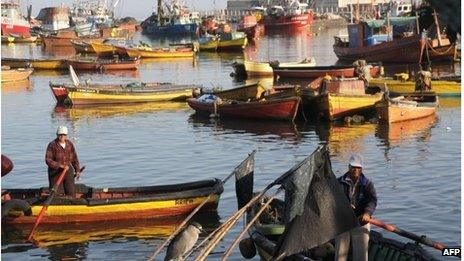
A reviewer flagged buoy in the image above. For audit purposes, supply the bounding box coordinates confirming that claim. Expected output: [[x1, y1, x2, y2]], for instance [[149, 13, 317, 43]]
[[239, 238, 256, 259]]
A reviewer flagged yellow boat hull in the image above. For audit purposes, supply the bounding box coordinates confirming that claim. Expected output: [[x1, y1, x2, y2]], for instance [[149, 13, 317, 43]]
[[244, 61, 273, 76], [91, 42, 116, 56], [217, 37, 248, 51], [319, 93, 383, 121], [68, 88, 193, 105], [369, 78, 461, 97], [126, 48, 194, 58], [199, 39, 219, 51]]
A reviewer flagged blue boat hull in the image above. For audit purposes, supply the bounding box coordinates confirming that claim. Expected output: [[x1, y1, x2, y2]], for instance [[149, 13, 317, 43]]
[[143, 23, 199, 35]]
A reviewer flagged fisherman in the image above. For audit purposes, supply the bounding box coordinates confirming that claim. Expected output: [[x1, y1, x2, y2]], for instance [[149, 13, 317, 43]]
[[335, 153, 377, 261], [45, 126, 81, 197]]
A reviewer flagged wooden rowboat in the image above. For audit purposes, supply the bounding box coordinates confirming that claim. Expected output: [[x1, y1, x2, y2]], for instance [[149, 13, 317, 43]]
[[67, 58, 140, 71], [125, 46, 195, 58], [42, 34, 104, 48], [369, 77, 461, 97], [1, 57, 67, 69], [2, 179, 223, 224], [187, 96, 300, 121], [1, 67, 33, 82], [375, 93, 438, 123], [50, 82, 199, 105]]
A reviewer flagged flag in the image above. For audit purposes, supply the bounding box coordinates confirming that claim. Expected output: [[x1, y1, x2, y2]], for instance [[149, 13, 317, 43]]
[[273, 146, 359, 258], [234, 151, 255, 209]]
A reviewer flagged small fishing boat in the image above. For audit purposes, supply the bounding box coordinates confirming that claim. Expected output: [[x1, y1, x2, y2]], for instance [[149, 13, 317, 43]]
[[125, 46, 195, 58], [314, 78, 383, 121], [1, 57, 67, 69], [50, 81, 198, 105], [236, 147, 436, 261], [198, 35, 219, 51], [369, 77, 461, 97], [70, 40, 95, 53], [2, 179, 223, 224], [375, 92, 438, 123], [333, 18, 426, 63], [217, 32, 248, 51], [1, 67, 34, 82], [272, 64, 379, 79], [187, 96, 300, 121], [67, 58, 140, 71]]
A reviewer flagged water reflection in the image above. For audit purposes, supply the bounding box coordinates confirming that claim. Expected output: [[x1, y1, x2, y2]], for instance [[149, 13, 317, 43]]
[[188, 115, 303, 142], [3, 213, 219, 254], [1, 79, 32, 94], [315, 122, 377, 160], [52, 102, 189, 122], [439, 98, 461, 108], [375, 115, 437, 148]]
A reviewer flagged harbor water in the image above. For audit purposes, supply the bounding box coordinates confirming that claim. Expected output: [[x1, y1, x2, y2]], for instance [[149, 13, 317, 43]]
[[1, 27, 460, 260]]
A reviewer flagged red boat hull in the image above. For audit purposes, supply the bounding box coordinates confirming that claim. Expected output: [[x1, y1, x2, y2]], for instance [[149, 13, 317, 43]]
[[1, 23, 30, 36], [50, 86, 69, 104], [334, 35, 426, 63], [264, 13, 312, 29], [187, 97, 300, 121], [68, 59, 140, 70]]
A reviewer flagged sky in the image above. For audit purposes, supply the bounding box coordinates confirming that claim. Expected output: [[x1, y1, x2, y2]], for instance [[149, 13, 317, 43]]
[[20, 0, 228, 20]]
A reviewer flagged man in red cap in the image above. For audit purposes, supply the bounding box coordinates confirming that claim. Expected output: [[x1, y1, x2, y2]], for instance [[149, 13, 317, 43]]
[[335, 153, 377, 261], [45, 126, 81, 197]]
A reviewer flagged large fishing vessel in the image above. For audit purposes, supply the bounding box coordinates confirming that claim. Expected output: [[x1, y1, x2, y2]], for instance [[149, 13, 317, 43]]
[[263, 0, 313, 30], [141, 0, 199, 36], [1, 0, 31, 36]]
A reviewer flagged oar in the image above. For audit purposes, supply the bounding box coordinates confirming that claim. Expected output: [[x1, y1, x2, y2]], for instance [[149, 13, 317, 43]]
[[27, 166, 85, 242], [369, 217, 450, 252]]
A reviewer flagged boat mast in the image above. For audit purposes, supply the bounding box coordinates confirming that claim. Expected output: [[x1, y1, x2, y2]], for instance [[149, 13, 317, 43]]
[[432, 9, 442, 46], [157, 0, 163, 24]]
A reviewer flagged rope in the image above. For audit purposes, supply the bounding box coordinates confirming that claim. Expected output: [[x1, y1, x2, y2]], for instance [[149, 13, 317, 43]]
[[426, 40, 456, 56]]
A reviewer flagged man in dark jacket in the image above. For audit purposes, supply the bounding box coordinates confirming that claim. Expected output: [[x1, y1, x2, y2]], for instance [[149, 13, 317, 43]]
[[45, 126, 81, 197], [335, 153, 377, 261]]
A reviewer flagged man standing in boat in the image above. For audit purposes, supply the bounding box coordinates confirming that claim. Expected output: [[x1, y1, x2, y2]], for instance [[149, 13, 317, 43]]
[[45, 126, 81, 197], [335, 153, 377, 261]]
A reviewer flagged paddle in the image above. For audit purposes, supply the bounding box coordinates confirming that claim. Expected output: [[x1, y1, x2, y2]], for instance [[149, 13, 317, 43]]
[[369, 217, 453, 253], [27, 166, 85, 242]]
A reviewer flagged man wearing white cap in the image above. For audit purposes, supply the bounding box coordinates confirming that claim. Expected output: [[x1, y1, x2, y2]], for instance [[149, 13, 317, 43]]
[[45, 126, 81, 197], [335, 153, 377, 261]]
